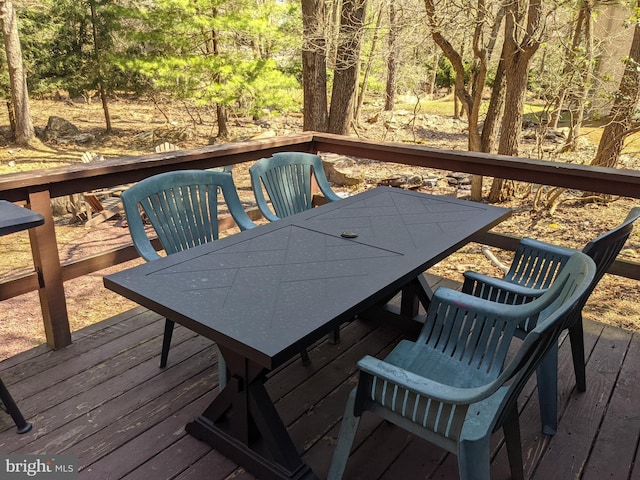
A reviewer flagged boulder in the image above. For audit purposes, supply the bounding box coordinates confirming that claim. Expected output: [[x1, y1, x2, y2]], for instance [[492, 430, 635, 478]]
[[322, 155, 364, 187], [43, 116, 79, 142], [74, 133, 95, 145]]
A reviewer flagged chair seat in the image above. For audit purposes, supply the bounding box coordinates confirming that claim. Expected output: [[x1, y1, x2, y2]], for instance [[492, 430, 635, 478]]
[[385, 340, 495, 389], [381, 340, 512, 444]]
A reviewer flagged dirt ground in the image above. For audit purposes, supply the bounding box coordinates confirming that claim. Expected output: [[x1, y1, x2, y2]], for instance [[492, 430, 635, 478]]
[[0, 97, 639, 360]]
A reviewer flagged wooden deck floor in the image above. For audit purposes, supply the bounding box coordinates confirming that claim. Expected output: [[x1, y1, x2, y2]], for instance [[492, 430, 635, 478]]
[[0, 275, 638, 480]]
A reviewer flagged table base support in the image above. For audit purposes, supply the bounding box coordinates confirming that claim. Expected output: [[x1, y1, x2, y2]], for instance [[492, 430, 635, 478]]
[[186, 354, 318, 480], [187, 415, 317, 480]]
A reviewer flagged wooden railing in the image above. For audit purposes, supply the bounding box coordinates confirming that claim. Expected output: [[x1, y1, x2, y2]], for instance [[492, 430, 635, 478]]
[[1, 132, 639, 350]]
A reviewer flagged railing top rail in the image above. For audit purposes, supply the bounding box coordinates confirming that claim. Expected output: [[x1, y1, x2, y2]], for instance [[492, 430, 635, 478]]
[[310, 133, 640, 199], [2, 132, 640, 201], [0, 133, 315, 202]]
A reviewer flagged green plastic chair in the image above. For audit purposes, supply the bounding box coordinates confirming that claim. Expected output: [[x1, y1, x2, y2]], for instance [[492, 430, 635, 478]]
[[328, 252, 596, 480], [249, 152, 342, 222], [121, 170, 256, 387], [462, 206, 640, 434]]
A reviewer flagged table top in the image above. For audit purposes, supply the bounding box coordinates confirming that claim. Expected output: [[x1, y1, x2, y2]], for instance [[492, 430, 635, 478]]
[[104, 187, 510, 370], [0, 200, 44, 236]]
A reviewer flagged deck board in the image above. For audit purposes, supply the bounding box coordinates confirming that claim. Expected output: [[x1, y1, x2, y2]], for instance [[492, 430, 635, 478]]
[[0, 278, 638, 480]]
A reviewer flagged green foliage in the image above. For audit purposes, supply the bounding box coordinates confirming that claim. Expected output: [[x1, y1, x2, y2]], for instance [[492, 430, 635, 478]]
[[435, 56, 455, 90], [8, 0, 300, 118], [114, 0, 301, 117], [15, 0, 138, 100]]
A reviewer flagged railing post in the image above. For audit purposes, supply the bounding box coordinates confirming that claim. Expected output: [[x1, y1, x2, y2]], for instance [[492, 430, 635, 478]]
[[27, 189, 71, 349]]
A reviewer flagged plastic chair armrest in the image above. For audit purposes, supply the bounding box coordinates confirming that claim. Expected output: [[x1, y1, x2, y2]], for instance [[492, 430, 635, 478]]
[[234, 214, 258, 231], [357, 355, 501, 405], [462, 271, 547, 301], [318, 184, 342, 203], [137, 242, 163, 263]]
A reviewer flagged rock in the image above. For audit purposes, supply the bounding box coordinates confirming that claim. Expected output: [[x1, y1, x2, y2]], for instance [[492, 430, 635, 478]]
[[423, 177, 439, 188], [378, 174, 423, 189], [74, 133, 95, 145], [380, 174, 407, 187], [44, 116, 79, 141], [322, 155, 363, 187], [447, 176, 459, 186], [446, 172, 471, 186]]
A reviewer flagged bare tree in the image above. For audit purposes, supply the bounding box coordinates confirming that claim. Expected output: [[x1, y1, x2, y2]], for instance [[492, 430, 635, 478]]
[[591, 0, 640, 169], [89, 0, 112, 134], [424, 0, 503, 200], [488, 0, 545, 203], [207, 6, 228, 138], [0, 0, 34, 144], [384, 0, 399, 111], [552, 0, 596, 153], [302, 0, 329, 131], [328, 0, 367, 134], [355, 3, 383, 124]]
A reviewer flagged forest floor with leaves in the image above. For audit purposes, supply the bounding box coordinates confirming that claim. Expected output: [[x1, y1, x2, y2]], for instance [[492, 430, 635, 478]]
[[0, 96, 639, 360]]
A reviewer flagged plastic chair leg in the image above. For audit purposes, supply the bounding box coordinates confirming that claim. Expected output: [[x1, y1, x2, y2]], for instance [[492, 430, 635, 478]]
[[568, 316, 586, 392], [218, 351, 227, 390], [160, 319, 174, 368], [536, 342, 559, 435], [328, 389, 361, 480], [502, 405, 524, 480], [458, 436, 491, 480], [0, 379, 32, 434]]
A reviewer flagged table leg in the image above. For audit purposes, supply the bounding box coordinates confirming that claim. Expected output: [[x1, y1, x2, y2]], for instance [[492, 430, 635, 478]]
[[186, 348, 317, 480], [361, 274, 434, 324], [0, 379, 32, 434], [400, 274, 433, 317]]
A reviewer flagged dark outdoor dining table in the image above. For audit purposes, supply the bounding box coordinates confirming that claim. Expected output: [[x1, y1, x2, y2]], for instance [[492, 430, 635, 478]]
[[104, 186, 511, 479], [0, 200, 44, 434]]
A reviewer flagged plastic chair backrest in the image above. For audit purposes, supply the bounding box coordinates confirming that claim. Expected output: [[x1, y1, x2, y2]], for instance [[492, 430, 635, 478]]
[[121, 170, 255, 262], [249, 152, 341, 222], [582, 206, 640, 286], [494, 251, 596, 426], [506, 207, 640, 290]]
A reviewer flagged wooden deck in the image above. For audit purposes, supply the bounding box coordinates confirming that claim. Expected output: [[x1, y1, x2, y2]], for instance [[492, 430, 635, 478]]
[[0, 274, 638, 480]]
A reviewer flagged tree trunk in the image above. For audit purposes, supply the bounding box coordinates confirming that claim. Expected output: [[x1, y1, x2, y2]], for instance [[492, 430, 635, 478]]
[[208, 8, 228, 138], [328, 0, 367, 134], [302, 0, 328, 131], [427, 50, 439, 96], [591, 0, 640, 169], [384, 0, 398, 111], [556, 1, 595, 151], [355, 5, 383, 125], [5, 101, 15, 137], [89, 0, 111, 133], [480, 57, 506, 153], [217, 104, 228, 138], [0, 0, 34, 145], [424, 0, 497, 200], [488, 0, 544, 203]]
